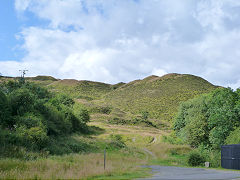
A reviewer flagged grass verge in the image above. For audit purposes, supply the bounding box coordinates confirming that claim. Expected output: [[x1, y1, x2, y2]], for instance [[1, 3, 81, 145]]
[[0, 148, 149, 179]]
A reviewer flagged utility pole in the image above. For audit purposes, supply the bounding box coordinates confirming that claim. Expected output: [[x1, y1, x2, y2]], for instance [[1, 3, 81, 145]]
[[19, 69, 28, 84], [19, 70, 28, 78]]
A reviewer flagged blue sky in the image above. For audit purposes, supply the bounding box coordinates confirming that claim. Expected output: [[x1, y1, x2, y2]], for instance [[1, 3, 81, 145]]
[[0, 0, 22, 60], [1, 0, 240, 89], [0, 0, 48, 61]]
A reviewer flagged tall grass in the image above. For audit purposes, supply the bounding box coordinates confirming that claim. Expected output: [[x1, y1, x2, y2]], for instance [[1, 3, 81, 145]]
[[0, 149, 147, 179], [149, 143, 191, 166]]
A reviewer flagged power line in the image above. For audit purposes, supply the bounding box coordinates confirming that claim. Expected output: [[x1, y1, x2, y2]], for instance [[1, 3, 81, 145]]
[[19, 70, 28, 78]]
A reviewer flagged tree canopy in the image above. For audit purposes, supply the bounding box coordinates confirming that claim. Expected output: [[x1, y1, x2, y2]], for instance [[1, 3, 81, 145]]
[[174, 88, 240, 149]]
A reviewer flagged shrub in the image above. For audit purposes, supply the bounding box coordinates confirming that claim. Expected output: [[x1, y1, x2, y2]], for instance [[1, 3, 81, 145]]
[[50, 93, 74, 109], [131, 116, 156, 127], [208, 151, 221, 168], [108, 117, 128, 125], [0, 81, 91, 156], [15, 125, 48, 150], [46, 137, 94, 155], [75, 108, 90, 125], [63, 107, 82, 132], [225, 127, 240, 145], [0, 80, 21, 93], [41, 103, 72, 136], [141, 111, 149, 120], [24, 82, 51, 100], [108, 134, 126, 149], [16, 113, 43, 129], [0, 90, 11, 128], [9, 88, 35, 116], [89, 105, 112, 114], [73, 104, 90, 132], [187, 151, 205, 166], [99, 106, 112, 114]]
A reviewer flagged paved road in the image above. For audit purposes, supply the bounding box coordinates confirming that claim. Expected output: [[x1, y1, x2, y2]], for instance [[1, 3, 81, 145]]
[[138, 166, 240, 180]]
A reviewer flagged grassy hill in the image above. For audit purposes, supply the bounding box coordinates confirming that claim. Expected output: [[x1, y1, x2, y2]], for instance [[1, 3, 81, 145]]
[[0, 74, 217, 124], [102, 73, 217, 122], [48, 79, 114, 100]]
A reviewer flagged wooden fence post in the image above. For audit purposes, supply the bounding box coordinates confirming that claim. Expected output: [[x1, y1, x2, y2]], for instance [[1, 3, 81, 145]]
[[104, 148, 106, 170]]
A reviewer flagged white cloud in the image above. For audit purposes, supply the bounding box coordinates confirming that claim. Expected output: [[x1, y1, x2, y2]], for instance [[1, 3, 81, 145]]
[[15, 0, 32, 11], [2, 0, 240, 88], [152, 68, 167, 77]]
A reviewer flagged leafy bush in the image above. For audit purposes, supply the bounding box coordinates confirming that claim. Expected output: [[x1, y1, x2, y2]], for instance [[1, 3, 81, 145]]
[[187, 151, 205, 166], [197, 144, 221, 168], [141, 111, 149, 120], [49, 93, 74, 109], [24, 82, 51, 100], [46, 136, 95, 155], [15, 125, 48, 150], [225, 127, 240, 144], [132, 116, 156, 127], [0, 81, 91, 156], [41, 103, 72, 136], [0, 80, 21, 93], [9, 88, 35, 116], [75, 108, 90, 124], [108, 134, 126, 149], [0, 90, 11, 128], [16, 113, 43, 129]]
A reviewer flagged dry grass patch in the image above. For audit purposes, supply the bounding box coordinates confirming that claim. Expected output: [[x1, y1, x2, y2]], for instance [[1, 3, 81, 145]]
[[0, 149, 147, 179]]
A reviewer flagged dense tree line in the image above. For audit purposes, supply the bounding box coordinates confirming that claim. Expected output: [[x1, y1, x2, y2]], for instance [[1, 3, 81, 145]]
[[0, 80, 90, 155], [174, 87, 240, 150]]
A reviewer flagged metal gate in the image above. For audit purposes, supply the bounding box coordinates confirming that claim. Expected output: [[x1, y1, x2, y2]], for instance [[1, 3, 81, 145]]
[[221, 144, 240, 170]]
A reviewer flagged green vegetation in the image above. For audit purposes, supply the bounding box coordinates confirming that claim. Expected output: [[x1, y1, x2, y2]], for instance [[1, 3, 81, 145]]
[[107, 110, 157, 128], [0, 80, 91, 157], [103, 74, 216, 123], [12, 73, 217, 130], [187, 151, 205, 166], [149, 143, 191, 167], [0, 73, 228, 178], [225, 127, 240, 144], [49, 79, 113, 99], [0, 149, 148, 179], [174, 87, 240, 167], [33, 74, 217, 129], [29, 75, 58, 81]]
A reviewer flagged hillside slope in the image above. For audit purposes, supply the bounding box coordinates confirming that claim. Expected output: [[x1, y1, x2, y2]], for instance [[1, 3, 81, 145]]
[[103, 73, 217, 122], [0, 74, 217, 124], [48, 79, 114, 100]]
